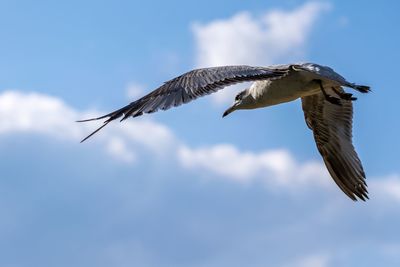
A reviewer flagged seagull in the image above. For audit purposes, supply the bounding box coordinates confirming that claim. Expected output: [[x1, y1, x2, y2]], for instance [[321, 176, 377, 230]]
[[78, 63, 370, 201]]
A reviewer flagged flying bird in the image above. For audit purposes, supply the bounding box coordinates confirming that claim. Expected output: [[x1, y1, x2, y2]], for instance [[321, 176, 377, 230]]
[[78, 63, 370, 201]]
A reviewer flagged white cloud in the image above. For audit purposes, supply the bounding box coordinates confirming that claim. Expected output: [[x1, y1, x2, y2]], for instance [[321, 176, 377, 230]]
[[191, 1, 330, 104], [284, 254, 331, 267], [106, 137, 136, 163], [0, 90, 329, 191], [0, 90, 83, 139], [370, 175, 400, 202], [178, 143, 330, 187], [110, 119, 175, 155], [178, 143, 400, 200], [125, 82, 145, 100], [192, 1, 330, 67], [2, 90, 399, 201], [0, 90, 175, 162]]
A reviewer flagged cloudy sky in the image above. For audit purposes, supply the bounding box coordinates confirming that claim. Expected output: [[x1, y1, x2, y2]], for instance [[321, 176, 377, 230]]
[[1, 0, 400, 266]]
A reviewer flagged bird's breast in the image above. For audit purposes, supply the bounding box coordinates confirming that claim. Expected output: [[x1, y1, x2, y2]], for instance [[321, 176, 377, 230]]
[[250, 75, 320, 108]]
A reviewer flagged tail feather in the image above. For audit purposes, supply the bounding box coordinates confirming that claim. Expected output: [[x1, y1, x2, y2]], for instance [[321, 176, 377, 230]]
[[350, 84, 371, 93]]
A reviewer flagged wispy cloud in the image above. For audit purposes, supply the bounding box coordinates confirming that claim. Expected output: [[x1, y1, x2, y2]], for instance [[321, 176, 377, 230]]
[[0, 90, 82, 139], [0, 90, 175, 162], [178, 143, 330, 188], [2, 89, 399, 201], [284, 253, 331, 267], [0, 87, 399, 267], [191, 1, 331, 104], [125, 82, 145, 100], [106, 137, 137, 163], [370, 175, 400, 202], [0, 90, 327, 191]]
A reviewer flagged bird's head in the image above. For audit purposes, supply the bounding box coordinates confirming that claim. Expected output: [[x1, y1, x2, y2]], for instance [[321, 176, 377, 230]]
[[222, 89, 255, 117]]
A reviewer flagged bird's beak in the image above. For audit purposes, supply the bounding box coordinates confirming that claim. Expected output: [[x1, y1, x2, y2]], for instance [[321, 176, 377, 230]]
[[222, 102, 239, 117]]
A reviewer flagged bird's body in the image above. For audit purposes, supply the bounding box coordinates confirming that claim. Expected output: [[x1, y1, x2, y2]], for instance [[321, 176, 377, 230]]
[[248, 71, 319, 108], [79, 62, 370, 201]]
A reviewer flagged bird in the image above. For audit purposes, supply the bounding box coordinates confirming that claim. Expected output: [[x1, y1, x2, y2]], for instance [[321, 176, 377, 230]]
[[78, 63, 370, 201]]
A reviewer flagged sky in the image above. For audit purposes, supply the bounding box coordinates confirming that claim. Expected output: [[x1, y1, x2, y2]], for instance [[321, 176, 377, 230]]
[[1, 0, 400, 266]]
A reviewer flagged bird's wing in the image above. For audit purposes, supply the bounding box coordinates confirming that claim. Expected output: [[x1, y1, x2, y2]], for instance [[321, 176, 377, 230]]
[[294, 63, 370, 93], [301, 87, 368, 201], [78, 65, 289, 142]]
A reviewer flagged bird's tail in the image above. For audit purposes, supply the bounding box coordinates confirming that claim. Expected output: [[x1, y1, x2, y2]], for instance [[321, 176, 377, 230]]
[[348, 83, 371, 93]]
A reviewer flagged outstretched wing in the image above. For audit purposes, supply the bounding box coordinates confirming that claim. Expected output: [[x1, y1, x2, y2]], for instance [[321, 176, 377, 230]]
[[301, 87, 368, 201], [79, 65, 289, 142]]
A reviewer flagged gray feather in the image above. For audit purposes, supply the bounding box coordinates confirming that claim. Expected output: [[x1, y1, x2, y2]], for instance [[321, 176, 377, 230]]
[[301, 87, 368, 201]]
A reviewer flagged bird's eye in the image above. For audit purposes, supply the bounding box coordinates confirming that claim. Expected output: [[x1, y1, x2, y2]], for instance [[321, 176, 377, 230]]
[[235, 94, 241, 101]]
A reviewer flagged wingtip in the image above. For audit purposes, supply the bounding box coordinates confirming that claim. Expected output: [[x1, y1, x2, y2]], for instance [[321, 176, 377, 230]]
[[79, 120, 111, 143], [76, 115, 109, 123], [353, 189, 369, 202], [76, 119, 94, 123], [80, 133, 93, 143]]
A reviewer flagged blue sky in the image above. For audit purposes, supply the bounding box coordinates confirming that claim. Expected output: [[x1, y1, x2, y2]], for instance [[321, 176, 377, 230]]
[[1, 1, 400, 266]]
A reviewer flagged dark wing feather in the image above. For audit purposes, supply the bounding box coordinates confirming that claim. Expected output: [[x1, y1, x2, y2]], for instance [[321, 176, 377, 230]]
[[79, 65, 289, 142], [301, 87, 368, 201]]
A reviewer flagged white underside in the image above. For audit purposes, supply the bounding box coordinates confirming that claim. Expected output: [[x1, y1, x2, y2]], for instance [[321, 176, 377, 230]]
[[249, 70, 341, 108]]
